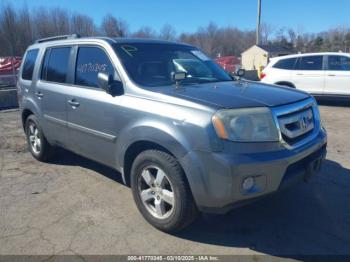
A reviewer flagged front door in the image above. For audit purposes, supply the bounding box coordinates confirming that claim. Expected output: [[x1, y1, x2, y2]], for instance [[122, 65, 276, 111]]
[[66, 46, 123, 167]]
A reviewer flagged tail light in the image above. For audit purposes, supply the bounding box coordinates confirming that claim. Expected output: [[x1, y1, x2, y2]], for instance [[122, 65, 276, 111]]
[[260, 72, 266, 80]]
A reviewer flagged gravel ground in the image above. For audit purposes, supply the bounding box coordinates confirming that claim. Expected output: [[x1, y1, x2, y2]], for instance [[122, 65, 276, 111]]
[[0, 103, 349, 258]]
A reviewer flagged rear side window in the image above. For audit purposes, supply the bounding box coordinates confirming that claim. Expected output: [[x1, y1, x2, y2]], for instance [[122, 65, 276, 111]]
[[75, 47, 114, 88], [296, 56, 323, 71], [327, 55, 350, 71], [22, 49, 39, 80], [42, 47, 71, 83], [273, 58, 297, 70]]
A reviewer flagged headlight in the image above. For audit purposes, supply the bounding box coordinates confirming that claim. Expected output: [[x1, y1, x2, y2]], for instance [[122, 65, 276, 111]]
[[212, 107, 280, 142]]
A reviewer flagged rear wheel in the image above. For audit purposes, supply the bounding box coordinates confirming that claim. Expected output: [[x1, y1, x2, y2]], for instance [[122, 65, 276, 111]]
[[25, 115, 54, 161], [131, 150, 198, 232]]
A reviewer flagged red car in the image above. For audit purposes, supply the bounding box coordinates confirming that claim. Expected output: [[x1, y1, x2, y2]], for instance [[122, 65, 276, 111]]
[[0, 56, 22, 87], [215, 56, 240, 74]]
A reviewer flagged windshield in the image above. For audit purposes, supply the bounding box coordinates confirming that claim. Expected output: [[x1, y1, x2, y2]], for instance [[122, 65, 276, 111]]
[[113, 43, 232, 87]]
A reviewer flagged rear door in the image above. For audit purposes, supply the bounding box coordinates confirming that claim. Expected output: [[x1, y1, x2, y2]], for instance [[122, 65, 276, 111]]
[[66, 45, 123, 167], [36, 46, 73, 147], [324, 55, 350, 96], [292, 55, 325, 95]]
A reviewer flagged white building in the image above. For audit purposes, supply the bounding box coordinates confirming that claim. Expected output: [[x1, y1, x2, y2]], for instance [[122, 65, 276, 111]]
[[241, 45, 292, 70]]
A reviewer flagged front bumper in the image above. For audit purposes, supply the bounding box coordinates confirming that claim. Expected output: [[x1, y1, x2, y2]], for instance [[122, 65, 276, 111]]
[[181, 128, 327, 214]]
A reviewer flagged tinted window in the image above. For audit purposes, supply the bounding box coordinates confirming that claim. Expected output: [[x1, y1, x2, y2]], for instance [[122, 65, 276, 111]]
[[113, 43, 232, 87], [273, 58, 297, 70], [328, 55, 350, 71], [75, 47, 114, 87], [296, 56, 323, 71], [43, 47, 71, 83], [22, 49, 39, 80]]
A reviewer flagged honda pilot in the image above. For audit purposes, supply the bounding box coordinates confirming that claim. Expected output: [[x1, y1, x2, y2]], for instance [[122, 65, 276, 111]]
[[18, 35, 327, 232]]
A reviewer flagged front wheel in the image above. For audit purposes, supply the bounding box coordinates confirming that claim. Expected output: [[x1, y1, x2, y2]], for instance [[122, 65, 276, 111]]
[[130, 150, 198, 232]]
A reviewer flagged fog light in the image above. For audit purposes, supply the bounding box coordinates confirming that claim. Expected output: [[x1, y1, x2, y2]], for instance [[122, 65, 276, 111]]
[[242, 176, 255, 191]]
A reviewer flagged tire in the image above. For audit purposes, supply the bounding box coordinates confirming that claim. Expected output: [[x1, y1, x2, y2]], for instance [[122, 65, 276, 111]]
[[25, 114, 54, 162], [130, 150, 198, 232]]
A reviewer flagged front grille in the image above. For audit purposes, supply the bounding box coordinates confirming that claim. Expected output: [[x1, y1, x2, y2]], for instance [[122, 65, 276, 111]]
[[272, 98, 320, 148], [278, 106, 315, 145]]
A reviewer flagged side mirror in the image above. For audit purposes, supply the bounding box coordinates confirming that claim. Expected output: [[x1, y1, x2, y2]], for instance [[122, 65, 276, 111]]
[[171, 71, 187, 87], [235, 68, 245, 78], [172, 71, 187, 81], [97, 72, 123, 96]]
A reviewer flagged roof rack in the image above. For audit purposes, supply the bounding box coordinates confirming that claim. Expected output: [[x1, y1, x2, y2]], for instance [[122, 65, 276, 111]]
[[35, 34, 81, 43]]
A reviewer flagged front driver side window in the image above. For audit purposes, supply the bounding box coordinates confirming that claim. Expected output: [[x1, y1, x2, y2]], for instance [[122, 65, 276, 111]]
[[75, 47, 115, 88]]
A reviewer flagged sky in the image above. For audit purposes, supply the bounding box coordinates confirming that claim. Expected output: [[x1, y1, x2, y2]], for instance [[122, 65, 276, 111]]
[[6, 0, 350, 34]]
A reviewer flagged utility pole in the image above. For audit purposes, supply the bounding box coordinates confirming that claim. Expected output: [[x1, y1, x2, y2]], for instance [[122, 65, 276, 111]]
[[256, 0, 262, 45]]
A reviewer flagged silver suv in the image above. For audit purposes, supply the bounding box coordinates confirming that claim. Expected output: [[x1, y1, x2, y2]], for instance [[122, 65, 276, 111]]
[[18, 35, 327, 232]]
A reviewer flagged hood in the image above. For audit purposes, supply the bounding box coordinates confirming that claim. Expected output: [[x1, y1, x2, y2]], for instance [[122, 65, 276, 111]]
[[151, 80, 309, 109]]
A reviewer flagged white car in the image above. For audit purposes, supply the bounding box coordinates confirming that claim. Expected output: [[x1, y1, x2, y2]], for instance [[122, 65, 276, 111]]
[[261, 52, 350, 98]]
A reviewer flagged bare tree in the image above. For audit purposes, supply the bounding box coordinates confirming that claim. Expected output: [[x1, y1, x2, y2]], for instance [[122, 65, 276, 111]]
[[1, 4, 350, 57], [17, 7, 34, 54], [159, 24, 176, 41], [132, 26, 156, 38], [0, 4, 19, 55], [51, 8, 71, 35], [71, 13, 96, 36], [101, 14, 128, 37], [260, 23, 274, 45], [33, 7, 57, 38], [193, 22, 220, 57]]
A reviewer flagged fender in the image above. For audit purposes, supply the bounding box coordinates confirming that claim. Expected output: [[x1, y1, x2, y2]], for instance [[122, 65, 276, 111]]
[[116, 120, 215, 208], [116, 119, 191, 171], [116, 120, 211, 206]]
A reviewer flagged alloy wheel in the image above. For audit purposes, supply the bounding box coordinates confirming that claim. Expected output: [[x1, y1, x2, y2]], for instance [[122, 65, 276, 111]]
[[28, 122, 41, 154], [137, 165, 175, 219]]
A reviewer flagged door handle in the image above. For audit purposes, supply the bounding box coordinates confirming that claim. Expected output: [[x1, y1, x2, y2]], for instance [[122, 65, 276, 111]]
[[68, 99, 80, 108], [296, 73, 304, 76], [328, 74, 336, 77], [35, 91, 43, 99]]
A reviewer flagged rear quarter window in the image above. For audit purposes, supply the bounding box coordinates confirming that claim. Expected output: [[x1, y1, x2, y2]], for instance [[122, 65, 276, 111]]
[[22, 49, 39, 80], [273, 57, 297, 70]]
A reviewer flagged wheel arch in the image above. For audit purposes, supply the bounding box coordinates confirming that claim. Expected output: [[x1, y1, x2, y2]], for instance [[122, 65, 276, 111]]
[[21, 109, 34, 130], [20, 96, 41, 130], [118, 125, 191, 186], [275, 81, 296, 88], [122, 140, 175, 186]]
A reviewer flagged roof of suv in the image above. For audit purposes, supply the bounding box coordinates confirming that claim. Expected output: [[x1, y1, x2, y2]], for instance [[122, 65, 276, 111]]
[[29, 35, 192, 49], [272, 52, 350, 61]]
